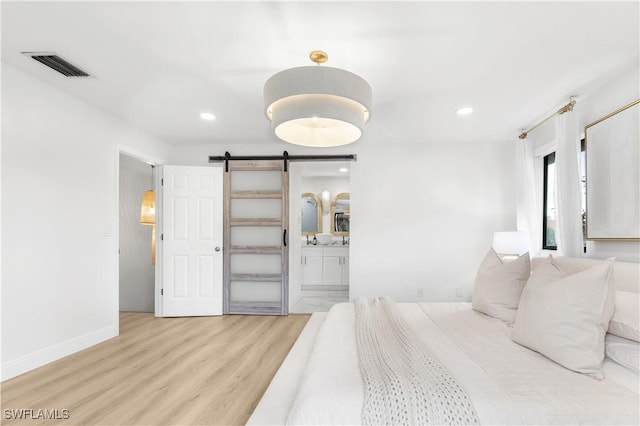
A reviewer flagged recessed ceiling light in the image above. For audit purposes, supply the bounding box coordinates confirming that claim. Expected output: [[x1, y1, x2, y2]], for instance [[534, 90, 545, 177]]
[[456, 106, 473, 116], [200, 112, 216, 121], [339, 167, 349, 173]]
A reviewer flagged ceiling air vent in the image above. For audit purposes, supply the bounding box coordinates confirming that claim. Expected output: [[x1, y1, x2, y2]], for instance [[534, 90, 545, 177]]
[[22, 52, 90, 77]]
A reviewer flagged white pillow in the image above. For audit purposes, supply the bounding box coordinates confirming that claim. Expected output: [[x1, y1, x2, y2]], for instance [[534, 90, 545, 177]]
[[605, 333, 640, 373], [472, 248, 530, 324], [511, 256, 615, 379], [608, 290, 640, 342]]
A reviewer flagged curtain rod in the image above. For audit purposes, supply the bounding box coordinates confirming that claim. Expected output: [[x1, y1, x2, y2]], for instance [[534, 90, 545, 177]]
[[518, 97, 576, 140], [208, 151, 357, 172]]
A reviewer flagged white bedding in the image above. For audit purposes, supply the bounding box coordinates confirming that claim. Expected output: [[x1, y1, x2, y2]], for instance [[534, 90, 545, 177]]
[[286, 302, 639, 425]]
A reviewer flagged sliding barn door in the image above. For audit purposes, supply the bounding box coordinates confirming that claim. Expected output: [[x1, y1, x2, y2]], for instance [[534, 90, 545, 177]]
[[161, 165, 223, 316], [224, 160, 289, 315]]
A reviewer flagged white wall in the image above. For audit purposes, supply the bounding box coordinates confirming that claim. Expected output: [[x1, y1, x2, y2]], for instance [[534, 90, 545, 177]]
[[168, 138, 516, 304], [1, 64, 170, 380], [119, 154, 155, 312], [350, 141, 516, 302], [288, 164, 304, 309]]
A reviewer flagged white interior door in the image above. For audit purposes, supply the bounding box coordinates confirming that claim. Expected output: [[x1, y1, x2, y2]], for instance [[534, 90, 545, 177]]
[[161, 165, 223, 316]]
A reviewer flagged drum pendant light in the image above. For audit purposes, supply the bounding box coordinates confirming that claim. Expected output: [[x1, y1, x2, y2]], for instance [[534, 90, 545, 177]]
[[264, 51, 372, 147]]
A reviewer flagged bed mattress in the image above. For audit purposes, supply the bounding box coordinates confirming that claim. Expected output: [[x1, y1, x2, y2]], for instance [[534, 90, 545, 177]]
[[250, 302, 639, 425]]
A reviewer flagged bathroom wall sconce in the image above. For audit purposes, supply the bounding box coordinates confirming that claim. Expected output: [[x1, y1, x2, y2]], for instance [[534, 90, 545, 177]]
[[140, 165, 156, 225], [139, 190, 156, 225], [492, 231, 529, 261], [139, 164, 156, 264], [320, 189, 331, 214]]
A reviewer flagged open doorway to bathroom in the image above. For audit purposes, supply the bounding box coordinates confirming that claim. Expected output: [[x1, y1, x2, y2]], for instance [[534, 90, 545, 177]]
[[118, 153, 155, 313], [289, 161, 351, 313]]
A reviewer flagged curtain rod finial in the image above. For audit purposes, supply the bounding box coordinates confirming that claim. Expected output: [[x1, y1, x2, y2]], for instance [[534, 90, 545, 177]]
[[519, 131, 528, 140], [558, 98, 577, 115]]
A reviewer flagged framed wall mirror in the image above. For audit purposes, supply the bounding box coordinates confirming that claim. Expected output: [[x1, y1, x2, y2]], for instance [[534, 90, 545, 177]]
[[301, 193, 322, 236], [585, 99, 639, 240], [330, 192, 350, 236]]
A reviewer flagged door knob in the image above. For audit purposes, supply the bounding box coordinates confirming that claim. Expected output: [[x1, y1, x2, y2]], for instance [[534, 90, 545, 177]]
[[215, 247, 221, 252]]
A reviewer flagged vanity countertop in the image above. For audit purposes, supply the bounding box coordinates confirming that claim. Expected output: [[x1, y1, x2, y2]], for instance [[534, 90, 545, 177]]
[[303, 243, 348, 246], [302, 244, 349, 249]]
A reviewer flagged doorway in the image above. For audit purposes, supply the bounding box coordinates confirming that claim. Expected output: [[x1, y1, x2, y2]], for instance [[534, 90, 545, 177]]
[[289, 161, 351, 313], [118, 153, 155, 313]]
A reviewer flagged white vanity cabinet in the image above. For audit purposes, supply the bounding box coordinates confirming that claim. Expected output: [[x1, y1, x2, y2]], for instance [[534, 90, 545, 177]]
[[301, 246, 349, 289], [301, 247, 324, 285], [341, 255, 349, 286]]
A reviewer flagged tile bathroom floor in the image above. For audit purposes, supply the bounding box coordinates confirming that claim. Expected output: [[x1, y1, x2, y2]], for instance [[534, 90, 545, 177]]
[[290, 290, 349, 313]]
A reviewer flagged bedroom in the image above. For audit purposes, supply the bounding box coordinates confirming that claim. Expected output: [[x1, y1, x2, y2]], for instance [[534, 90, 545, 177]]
[[1, 0, 639, 424]]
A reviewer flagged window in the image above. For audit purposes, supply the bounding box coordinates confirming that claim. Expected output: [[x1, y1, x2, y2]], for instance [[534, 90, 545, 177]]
[[542, 140, 586, 252], [543, 152, 557, 250]]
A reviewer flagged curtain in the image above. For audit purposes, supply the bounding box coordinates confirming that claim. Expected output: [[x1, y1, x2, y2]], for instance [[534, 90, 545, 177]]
[[554, 107, 584, 257], [515, 136, 541, 256]]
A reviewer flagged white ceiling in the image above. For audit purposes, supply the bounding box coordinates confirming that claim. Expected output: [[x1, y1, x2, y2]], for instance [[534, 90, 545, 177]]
[[2, 1, 638, 146]]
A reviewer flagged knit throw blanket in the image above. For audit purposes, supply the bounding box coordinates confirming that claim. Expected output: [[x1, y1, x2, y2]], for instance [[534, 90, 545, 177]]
[[354, 297, 480, 425]]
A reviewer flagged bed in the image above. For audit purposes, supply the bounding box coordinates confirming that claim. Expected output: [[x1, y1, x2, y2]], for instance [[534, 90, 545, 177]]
[[248, 256, 640, 425]]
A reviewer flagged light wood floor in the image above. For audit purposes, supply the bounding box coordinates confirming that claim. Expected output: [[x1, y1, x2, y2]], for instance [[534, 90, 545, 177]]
[[1, 312, 310, 425]]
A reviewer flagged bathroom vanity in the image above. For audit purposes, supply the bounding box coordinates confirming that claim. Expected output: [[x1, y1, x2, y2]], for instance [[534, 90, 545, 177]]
[[301, 245, 349, 290]]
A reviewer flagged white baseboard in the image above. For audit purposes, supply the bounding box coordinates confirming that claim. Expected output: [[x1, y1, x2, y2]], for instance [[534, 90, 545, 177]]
[[1, 324, 118, 381]]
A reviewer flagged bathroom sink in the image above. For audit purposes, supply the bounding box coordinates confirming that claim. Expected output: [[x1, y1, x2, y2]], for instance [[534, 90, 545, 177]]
[[316, 233, 333, 245]]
